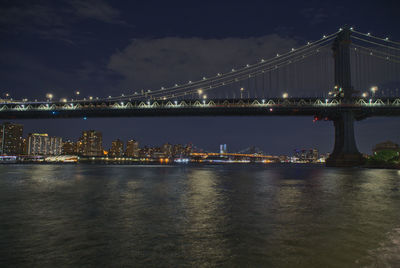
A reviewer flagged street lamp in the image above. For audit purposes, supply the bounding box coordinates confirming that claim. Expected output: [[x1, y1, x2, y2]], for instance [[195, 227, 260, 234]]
[[197, 89, 203, 95], [46, 93, 53, 101], [370, 86, 378, 98], [362, 92, 368, 98], [240, 87, 244, 99], [282, 92, 289, 99]]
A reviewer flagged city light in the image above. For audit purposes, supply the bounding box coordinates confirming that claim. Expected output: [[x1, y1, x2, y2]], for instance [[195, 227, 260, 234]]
[[362, 92, 368, 98], [197, 89, 203, 95], [370, 86, 378, 97], [282, 93, 288, 99], [46, 93, 53, 100], [76, 91, 80, 95], [203, 95, 207, 99]]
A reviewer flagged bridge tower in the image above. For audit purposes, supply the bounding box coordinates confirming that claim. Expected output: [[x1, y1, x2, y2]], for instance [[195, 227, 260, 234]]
[[326, 27, 365, 167]]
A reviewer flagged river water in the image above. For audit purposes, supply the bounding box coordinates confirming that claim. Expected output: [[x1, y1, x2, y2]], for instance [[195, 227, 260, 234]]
[[0, 164, 399, 267]]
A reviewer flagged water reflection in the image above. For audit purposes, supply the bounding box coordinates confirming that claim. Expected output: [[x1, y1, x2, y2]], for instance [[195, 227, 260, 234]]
[[0, 164, 399, 267]]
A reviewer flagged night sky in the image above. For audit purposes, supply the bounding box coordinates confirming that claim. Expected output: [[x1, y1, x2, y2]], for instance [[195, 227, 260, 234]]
[[1, 0, 399, 154]]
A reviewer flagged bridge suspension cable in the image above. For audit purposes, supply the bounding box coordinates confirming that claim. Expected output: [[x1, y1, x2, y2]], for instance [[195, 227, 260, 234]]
[[156, 43, 333, 100], [352, 30, 400, 46], [101, 34, 337, 101]]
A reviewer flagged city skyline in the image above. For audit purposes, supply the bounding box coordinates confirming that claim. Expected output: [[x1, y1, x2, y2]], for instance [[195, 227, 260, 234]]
[[0, 120, 393, 157]]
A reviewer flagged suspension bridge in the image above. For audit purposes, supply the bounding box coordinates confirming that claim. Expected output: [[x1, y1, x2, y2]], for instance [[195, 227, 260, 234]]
[[1, 27, 400, 167]]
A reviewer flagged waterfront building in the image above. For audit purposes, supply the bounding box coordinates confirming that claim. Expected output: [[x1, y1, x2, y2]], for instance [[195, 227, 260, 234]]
[[312, 149, 319, 161], [162, 143, 173, 157], [21, 138, 27, 155], [0, 122, 23, 155], [110, 139, 124, 157], [184, 143, 194, 155], [172, 144, 185, 157], [373, 141, 400, 154], [62, 140, 77, 155], [27, 133, 62, 155], [78, 130, 103, 156], [125, 139, 139, 157], [293, 148, 319, 163], [220, 144, 227, 154]]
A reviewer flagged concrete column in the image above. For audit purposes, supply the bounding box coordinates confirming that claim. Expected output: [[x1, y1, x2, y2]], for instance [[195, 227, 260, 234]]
[[326, 111, 365, 167]]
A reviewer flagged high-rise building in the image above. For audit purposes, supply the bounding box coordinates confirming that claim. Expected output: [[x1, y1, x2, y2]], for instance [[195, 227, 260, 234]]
[[62, 140, 77, 155], [312, 149, 319, 161], [0, 122, 23, 155], [294, 148, 319, 163], [172, 144, 184, 157], [220, 144, 227, 154], [78, 130, 103, 156], [184, 143, 193, 156], [27, 133, 62, 155], [109, 139, 124, 157], [125, 139, 139, 157], [162, 143, 173, 157]]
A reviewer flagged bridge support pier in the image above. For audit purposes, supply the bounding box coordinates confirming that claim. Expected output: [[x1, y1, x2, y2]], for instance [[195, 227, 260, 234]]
[[326, 111, 365, 167]]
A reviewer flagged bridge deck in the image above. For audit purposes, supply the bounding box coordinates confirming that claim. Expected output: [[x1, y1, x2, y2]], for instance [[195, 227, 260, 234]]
[[1, 98, 400, 119]]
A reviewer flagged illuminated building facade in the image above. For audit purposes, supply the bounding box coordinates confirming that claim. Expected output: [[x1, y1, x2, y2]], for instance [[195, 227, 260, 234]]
[[78, 130, 103, 156], [27, 133, 62, 155], [109, 139, 124, 157], [162, 143, 173, 157], [125, 139, 139, 157], [62, 140, 77, 155], [220, 144, 227, 154], [293, 149, 319, 163], [0, 122, 23, 155]]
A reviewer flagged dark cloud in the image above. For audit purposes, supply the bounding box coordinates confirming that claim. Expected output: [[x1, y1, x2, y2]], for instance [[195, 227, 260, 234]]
[[108, 35, 299, 93]]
